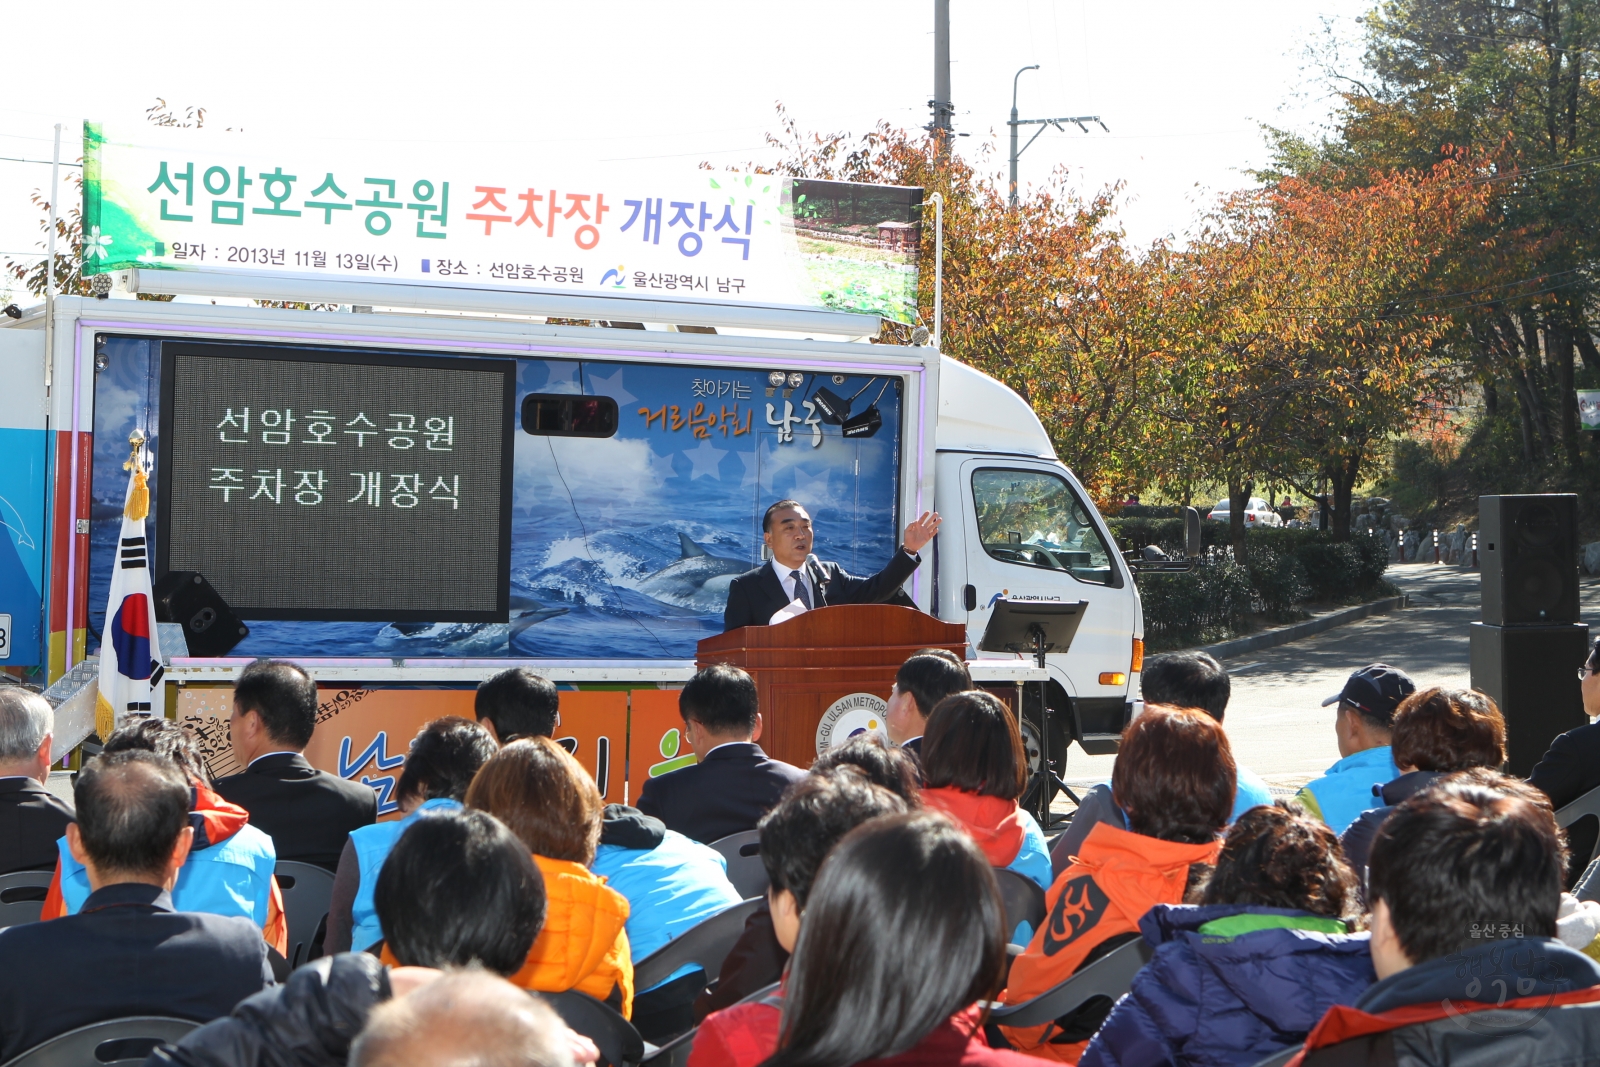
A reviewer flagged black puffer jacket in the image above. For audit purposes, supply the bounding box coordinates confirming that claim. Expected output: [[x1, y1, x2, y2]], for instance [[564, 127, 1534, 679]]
[[144, 954, 390, 1067]]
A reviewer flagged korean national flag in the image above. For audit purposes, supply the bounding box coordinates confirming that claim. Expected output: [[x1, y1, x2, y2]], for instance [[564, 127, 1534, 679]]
[[95, 439, 163, 740]]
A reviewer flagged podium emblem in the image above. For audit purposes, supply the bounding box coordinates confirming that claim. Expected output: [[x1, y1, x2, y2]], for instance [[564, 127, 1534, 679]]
[[815, 692, 889, 754]]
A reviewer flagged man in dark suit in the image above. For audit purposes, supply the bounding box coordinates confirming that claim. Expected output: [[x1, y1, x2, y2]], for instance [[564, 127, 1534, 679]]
[[721, 500, 941, 631], [214, 660, 376, 871], [0, 750, 271, 1061], [1530, 637, 1600, 884], [0, 687, 73, 875], [882, 649, 972, 760], [637, 664, 806, 844], [474, 667, 560, 744]]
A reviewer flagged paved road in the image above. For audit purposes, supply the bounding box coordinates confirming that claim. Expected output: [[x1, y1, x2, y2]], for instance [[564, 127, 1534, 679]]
[[1056, 562, 1600, 803]]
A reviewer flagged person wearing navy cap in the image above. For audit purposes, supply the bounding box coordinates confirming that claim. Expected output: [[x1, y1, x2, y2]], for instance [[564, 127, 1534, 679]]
[[1293, 664, 1414, 834]]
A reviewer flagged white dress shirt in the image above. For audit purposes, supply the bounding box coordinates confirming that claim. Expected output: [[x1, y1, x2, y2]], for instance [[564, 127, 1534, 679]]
[[770, 559, 816, 611]]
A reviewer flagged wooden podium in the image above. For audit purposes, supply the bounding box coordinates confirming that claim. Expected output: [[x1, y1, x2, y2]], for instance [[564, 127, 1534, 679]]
[[696, 605, 969, 767]]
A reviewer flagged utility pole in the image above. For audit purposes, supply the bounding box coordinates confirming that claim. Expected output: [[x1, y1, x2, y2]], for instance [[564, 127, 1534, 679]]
[[928, 0, 953, 158], [1007, 65, 1107, 208]]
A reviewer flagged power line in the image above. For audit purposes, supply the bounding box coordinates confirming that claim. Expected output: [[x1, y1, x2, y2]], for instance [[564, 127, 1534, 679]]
[[0, 156, 82, 167]]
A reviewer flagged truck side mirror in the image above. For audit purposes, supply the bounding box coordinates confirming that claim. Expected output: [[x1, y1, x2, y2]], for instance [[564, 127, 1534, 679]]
[[1183, 507, 1202, 558]]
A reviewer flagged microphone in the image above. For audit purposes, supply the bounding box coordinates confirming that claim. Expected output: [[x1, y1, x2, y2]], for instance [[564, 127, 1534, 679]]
[[806, 554, 827, 605]]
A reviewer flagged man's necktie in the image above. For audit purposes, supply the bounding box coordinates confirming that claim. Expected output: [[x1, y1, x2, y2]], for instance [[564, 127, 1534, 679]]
[[790, 570, 812, 609]]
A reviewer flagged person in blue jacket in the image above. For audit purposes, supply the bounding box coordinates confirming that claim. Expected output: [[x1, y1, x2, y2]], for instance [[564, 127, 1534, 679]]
[[1294, 664, 1413, 834], [1081, 804, 1375, 1067]]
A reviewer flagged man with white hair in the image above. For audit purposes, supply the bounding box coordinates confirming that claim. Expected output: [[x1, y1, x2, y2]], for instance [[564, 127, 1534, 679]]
[[0, 685, 71, 874], [352, 970, 583, 1067]]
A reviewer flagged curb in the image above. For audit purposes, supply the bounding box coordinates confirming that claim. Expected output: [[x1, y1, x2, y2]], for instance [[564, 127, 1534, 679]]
[[1199, 594, 1412, 661]]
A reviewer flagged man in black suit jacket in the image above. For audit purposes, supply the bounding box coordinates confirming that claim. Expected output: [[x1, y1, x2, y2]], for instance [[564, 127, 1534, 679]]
[[721, 500, 941, 631], [882, 649, 973, 760], [1530, 638, 1600, 884], [637, 664, 806, 844], [0, 688, 73, 875], [214, 660, 376, 871], [0, 750, 271, 1061]]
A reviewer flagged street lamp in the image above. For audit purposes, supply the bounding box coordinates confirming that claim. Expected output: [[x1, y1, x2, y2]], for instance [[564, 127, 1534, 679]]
[[1007, 64, 1108, 208]]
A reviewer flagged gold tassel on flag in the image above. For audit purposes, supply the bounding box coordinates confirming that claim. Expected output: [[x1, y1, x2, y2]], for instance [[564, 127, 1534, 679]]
[[123, 429, 149, 521]]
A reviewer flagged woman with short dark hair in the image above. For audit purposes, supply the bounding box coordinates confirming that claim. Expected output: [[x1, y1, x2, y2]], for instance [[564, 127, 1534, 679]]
[[327, 716, 498, 954], [1081, 804, 1374, 1067], [466, 738, 635, 1017], [997, 705, 1236, 1061], [918, 692, 1051, 893]]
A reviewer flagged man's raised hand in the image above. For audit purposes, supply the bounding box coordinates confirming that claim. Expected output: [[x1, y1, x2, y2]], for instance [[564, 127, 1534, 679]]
[[903, 511, 942, 554]]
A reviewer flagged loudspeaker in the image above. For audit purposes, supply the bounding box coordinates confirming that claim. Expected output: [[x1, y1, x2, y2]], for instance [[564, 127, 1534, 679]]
[[1470, 621, 1589, 776], [1480, 494, 1580, 625], [153, 571, 249, 658]]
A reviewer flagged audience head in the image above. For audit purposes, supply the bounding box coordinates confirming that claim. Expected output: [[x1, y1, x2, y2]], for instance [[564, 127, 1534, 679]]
[[1582, 638, 1600, 719], [375, 808, 546, 975], [103, 716, 211, 785], [68, 750, 193, 888], [465, 738, 603, 865], [474, 668, 560, 745], [919, 690, 1026, 802], [0, 686, 53, 781], [351, 968, 574, 1067], [759, 770, 908, 952], [678, 663, 760, 744], [1202, 803, 1358, 921], [1141, 651, 1230, 722], [886, 650, 971, 745], [1322, 663, 1414, 756], [230, 659, 318, 763], [1113, 704, 1236, 844], [394, 717, 498, 811], [1367, 772, 1562, 980], [768, 812, 1007, 1067], [811, 734, 922, 806], [1391, 687, 1506, 773]]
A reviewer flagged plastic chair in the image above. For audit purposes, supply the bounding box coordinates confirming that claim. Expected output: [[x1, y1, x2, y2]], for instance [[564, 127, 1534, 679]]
[[0, 870, 53, 930], [640, 981, 780, 1066], [274, 861, 335, 968], [707, 830, 766, 900], [0, 1016, 198, 1067], [988, 936, 1152, 1029], [538, 991, 646, 1067], [1557, 784, 1600, 873], [632, 896, 764, 993], [993, 869, 1046, 940]]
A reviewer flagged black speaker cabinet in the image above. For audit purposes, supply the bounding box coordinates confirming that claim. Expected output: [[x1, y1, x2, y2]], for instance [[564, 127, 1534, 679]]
[[1480, 494, 1580, 625], [153, 571, 249, 658], [1470, 621, 1589, 776]]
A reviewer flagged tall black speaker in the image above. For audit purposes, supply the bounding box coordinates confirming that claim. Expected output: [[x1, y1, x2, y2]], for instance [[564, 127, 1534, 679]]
[[1480, 494, 1580, 625], [1470, 622, 1589, 776]]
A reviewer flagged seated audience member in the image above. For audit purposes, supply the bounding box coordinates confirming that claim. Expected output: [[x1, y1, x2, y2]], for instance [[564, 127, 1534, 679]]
[[1050, 652, 1267, 875], [1000, 705, 1235, 1062], [638, 664, 805, 844], [1294, 663, 1412, 834], [1297, 773, 1600, 1064], [352, 969, 582, 1067], [465, 738, 635, 1016], [1530, 638, 1600, 882], [327, 716, 497, 954], [1340, 687, 1506, 875], [0, 751, 271, 1062], [1081, 804, 1374, 1067], [919, 691, 1052, 892], [884, 649, 972, 758], [0, 687, 73, 875], [149, 807, 553, 1067], [691, 811, 1036, 1067], [474, 666, 561, 744], [693, 759, 913, 1022], [811, 733, 923, 806], [214, 659, 377, 871], [43, 718, 285, 955]]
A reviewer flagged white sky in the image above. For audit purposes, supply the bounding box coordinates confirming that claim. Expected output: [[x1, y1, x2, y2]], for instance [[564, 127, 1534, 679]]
[[0, 0, 1371, 290]]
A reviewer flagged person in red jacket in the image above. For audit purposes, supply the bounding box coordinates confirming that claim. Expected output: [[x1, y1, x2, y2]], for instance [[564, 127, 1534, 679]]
[[691, 811, 1038, 1067]]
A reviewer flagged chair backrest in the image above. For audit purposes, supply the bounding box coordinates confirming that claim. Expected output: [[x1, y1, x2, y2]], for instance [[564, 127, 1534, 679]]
[[274, 861, 336, 969], [0, 870, 53, 930], [707, 830, 767, 900], [987, 936, 1153, 1029], [632, 897, 764, 993], [539, 991, 646, 1067], [1557, 784, 1600, 872], [992, 869, 1047, 939], [2, 1016, 198, 1067], [640, 981, 781, 1067]]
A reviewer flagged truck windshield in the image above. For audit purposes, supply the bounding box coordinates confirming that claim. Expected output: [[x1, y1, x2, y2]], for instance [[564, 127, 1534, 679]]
[[971, 468, 1116, 585]]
